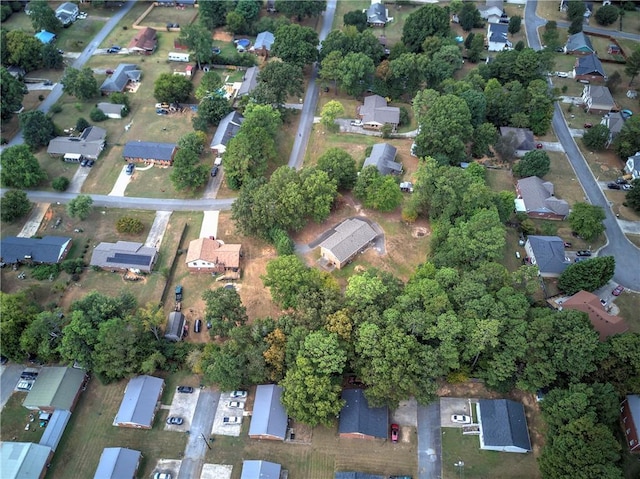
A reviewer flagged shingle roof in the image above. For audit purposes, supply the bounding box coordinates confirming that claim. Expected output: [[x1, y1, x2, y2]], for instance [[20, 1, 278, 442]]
[[367, 3, 387, 24], [128, 27, 157, 52], [122, 141, 176, 161], [39, 410, 71, 452], [479, 399, 531, 452], [499, 127, 535, 151], [1, 236, 72, 264], [100, 64, 141, 93], [165, 311, 185, 342], [114, 375, 164, 427], [339, 389, 388, 438], [488, 23, 509, 43], [320, 219, 378, 264], [248, 384, 288, 440], [517, 176, 569, 217], [185, 237, 242, 269], [526, 235, 570, 275], [56, 2, 78, 15], [565, 32, 594, 53], [360, 95, 400, 126], [626, 152, 640, 178], [601, 111, 625, 136], [562, 290, 628, 340], [97, 102, 125, 116], [584, 85, 616, 110], [0, 442, 51, 479], [90, 241, 158, 272], [241, 460, 281, 479], [363, 143, 401, 175], [210, 111, 244, 150], [24, 367, 85, 411], [93, 447, 141, 479], [238, 66, 258, 96], [575, 53, 606, 77], [47, 126, 107, 158], [253, 31, 275, 51]]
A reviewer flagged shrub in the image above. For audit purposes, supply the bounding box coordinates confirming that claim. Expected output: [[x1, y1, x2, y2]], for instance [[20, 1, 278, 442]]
[[61, 258, 85, 275], [89, 107, 107, 122], [116, 216, 145, 234], [52, 176, 70, 191], [399, 106, 410, 127], [76, 117, 90, 132], [31, 264, 60, 281], [1, 5, 12, 22], [270, 228, 294, 256], [10, 2, 23, 12], [50, 104, 63, 114]]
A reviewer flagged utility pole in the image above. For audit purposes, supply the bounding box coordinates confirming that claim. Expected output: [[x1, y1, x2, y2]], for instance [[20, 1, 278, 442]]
[[201, 433, 211, 450]]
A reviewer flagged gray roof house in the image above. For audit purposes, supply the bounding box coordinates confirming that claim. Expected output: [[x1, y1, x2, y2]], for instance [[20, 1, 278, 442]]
[[122, 141, 177, 165], [366, 3, 388, 26], [339, 388, 388, 439], [241, 460, 282, 479], [24, 367, 85, 412], [363, 143, 402, 175], [478, 0, 504, 23], [90, 241, 158, 273], [114, 375, 164, 429], [515, 176, 570, 220], [39, 410, 72, 452], [625, 151, 640, 179], [248, 384, 288, 440], [477, 399, 531, 453], [487, 23, 511, 52], [100, 64, 141, 94], [165, 311, 185, 342], [210, 111, 244, 155], [524, 235, 571, 278], [47, 125, 107, 160], [237, 66, 259, 97], [93, 447, 141, 479], [600, 111, 625, 148], [97, 102, 125, 119], [574, 53, 607, 81], [335, 473, 386, 479], [499, 127, 535, 156], [251, 31, 274, 55], [0, 442, 52, 479], [358, 95, 400, 131], [581, 85, 616, 113], [564, 31, 595, 55], [56, 2, 79, 25], [0, 236, 72, 265], [319, 218, 378, 269]]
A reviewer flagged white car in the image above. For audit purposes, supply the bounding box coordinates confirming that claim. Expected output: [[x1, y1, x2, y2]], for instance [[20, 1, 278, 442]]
[[350, 120, 362, 126], [230, 390, 247, 398], [227, 401, 245, 409], [556, 72, 569, 78], [223, 416, 241, 425], [451, 414, 471, 424]]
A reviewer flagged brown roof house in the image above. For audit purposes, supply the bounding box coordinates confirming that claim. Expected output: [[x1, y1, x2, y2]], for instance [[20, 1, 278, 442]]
[[560, 290, 628, 340], [515, 176, 570, 220], [573, 53, 607, 83], [524, 235, 571, 278], [319, 219, 378, 270], [185, 237, 242, 275], [580, 85, 617, 114], [358, 95, 400, 132], [499, 127, 536, 157], [621, 395, 640, 453], [90, 241, 158, 273], [122, 141, 177, 166], [128, 27, 157, 55]]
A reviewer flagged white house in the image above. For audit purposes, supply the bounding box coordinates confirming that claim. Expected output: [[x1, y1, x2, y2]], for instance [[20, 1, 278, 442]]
[[625, 152, 640, 180], [487, 23, 511, 52], [55, 2, 79, 26]]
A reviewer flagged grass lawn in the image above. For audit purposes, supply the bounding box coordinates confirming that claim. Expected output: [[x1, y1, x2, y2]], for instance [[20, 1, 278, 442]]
[[613, 289, 640, 333], [139, 4, 199, 30], [485, 168, 515, 192], [441, 427, 541, 479], [0, 393, 47, 444], [542, 151, 586, 205]]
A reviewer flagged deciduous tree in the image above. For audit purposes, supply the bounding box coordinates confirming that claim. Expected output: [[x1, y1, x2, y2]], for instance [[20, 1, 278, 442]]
[[272, 23, 319, 67], [0, 292, 41, 361], [508, 15, 522, 34], [568, 202, 606, 241], [199, 0, 232, 29], [19, 110, 56, 148], [275, 0, 326, 20], [320, 100, 344, 129], [262, 255, 324, 309], [178, 23, 214, 69], [5, 30, 43, 72], [67, 194, 93, 220], [29, 1, 62, 33], [625, 178, 640, 212], [192, 95, 231, 131], [0, 190, 31, 222], [401, 4, 450, 53], [542, 21, 561, 52], [154, 73, 193, 104], [254, 61, 304, 106], [0, 67, 26, 120], [582, 124, 610, 150], [316, 148, 357, 190], [459, 2, 483, 32], [203, 288, 248, 338], [195, 71, 223, 100], [337, 52, 375, 97], [558, 256, 616, 295], [595, 5, 619, 26], [613, 115, 640, 159], [0, 144, 47, 188], [343, 10, 367, 32], [61, 67, 98, 101], [513, 150, 551, 177], [170, 147, 209, 191], [625, 46, 640, 85]]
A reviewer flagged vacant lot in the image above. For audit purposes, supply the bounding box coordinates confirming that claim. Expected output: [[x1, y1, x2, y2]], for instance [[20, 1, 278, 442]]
[[139, 3, 199, 29]]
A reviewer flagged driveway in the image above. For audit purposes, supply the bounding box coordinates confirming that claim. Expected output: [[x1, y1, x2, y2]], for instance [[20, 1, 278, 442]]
[[18, 203, 50, 238], [68, 165, 92, 194], [439, 397, 475, 427], [417, 401, 442, 479], [164, 388, 199, 432], [108, 165, 135, 196], [199, 211, 219, 239], [211, 392, 245, 437], [145, 211, 172, 249]]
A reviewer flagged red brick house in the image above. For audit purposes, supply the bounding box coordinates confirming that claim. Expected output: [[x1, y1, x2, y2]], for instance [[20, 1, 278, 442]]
[[128, 27, 157, 55], [621, 395, 640, 453], [185, 237, 242, 275]]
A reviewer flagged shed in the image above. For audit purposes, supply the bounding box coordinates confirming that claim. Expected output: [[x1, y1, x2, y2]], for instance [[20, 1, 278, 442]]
[[363, 143, 402, 175], [93, 447, 141, 479], [477, 399, 531, 453], [24, 367, 85, 412], [339, 389, 388, 440], [0, 442, 52, 479], [0, 236, 72, 265], [240, 460, 282, 479], [319, 219, 378, 269], [39, 410, 72, 452], [248, 384, 288, 440], [34, 30, 56, 44], [165, 311, 185, 342], [114, 375, 164, 429]]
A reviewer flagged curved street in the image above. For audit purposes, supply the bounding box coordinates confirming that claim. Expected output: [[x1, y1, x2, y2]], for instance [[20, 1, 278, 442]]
[[525, 0, 640, 291]]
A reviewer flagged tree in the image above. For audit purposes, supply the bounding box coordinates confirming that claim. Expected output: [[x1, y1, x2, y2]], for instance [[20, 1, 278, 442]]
[[459, 2, 483, 32], [177, 131, 207, 154], [595, 5, 619, 26], [223, 127, 275, 189], [582, 124, 610, 150], [116, 216, 145, 234], [343, 10, 367, 32], [67, 195, 94, 220], [41, 43, 64, 70], [568, 16, 584, 35], [542, 21, 561, 52], [613, 115, 640, 159], [567, 0, 587, 21], [29, 1, 61, 33], [192, 96, 231, 131], [625, 47, 640, 86], [354, 167, 403, 212], [170, 148, 208, 191], [5, 30, 43, 72], [199, 0, 231, 29], [76, 117, 90, 132], [0, 67, 26, 121], [605, 70, 622, 94], [0, 145, 47, 188], [262, 255, 324, 309], [320, 100, 344, 129], [513, 150, 551, 177], [203, 288, 248, 338], [316, 148, 357, 190], [195, 71, 223, 100], [626, 179, 640, 212], [320, 50, 343, 92], [494, 131, 519, 162], [508, 15, 522, 34], [254, 61, 304, 106], [275, 0, 326, 20], [460, 89, 487, 128], [20, 311, 65, 363], [154, 73, 193, 104], [272, 24, 319, 67], [558, 256, 616, 295], [60, 67, 98, 101], [178, 23, 214, 69], [0, 292, 41, 360], [0, 190, 31, 222], [471, 122, 497, 158], [19, 110, 56, 148], [402, 5, 450, 53], [467, 33, 485, 63], [568, 202, 606, 241]]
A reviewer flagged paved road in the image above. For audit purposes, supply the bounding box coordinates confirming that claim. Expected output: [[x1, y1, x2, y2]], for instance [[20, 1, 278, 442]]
[[555, 20, 640, 42], [417, 401, 442, 479], [525, 1, 640, 291]]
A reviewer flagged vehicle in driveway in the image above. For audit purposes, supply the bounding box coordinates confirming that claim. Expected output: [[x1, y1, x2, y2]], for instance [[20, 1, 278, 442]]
[[230, 390, 247, 398], [615, 178, 628, 185], [451, 414, 471, 424], [156, 108, 169, 115], [153, 473, 171, 479], [227, 401, 245, 409], [80, 158, 88, 167], [125, 163, 134, 175], [391, 423, 399, 443], [0, 355, 7, 365], [86, 159, 95, 167], [622, 184, 632, 191], [576, 250, 592, 257], [350, 120, 362, 126], [607, 183, 621, 190], [223, 416, 241, 425], [177, 386, 193, 393], [167, 416, 184, 425], [612, 285, 624, 296], [211, 166, 219, 177], [106, 46, 121, 53], [194, 319, 202, 333]]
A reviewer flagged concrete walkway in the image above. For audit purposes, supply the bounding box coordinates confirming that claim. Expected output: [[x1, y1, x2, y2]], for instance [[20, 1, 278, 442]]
[[18, 203, 50, 238]]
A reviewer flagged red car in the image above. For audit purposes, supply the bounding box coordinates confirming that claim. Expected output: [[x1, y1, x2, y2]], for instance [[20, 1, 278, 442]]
[[391, 424, 399, 443], [536, 143, 543, 149], [612, 285, 624, 296]]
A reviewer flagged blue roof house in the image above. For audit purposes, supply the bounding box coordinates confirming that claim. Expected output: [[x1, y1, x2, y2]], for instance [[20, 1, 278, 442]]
[[477, 399, 531, 453], [1, 236, 72, 265]]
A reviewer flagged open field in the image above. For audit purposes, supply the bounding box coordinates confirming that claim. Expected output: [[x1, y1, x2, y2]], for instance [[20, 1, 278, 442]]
[[139, 3, 199, 30], [543, 151, 587, 205]]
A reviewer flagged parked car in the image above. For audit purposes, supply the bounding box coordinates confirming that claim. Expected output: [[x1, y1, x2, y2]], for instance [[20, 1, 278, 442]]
[[125, 163, 134, 175], [106, 46, 121, 53], [607, 183, 621, 190], [155, 103, 170, 109], [223, 416, 241, 425], [80, 158, 88, 167], [105, 69, 114, 75], [600, 299, 607, 307], [563, 242, 572, 248], [211, 46, 221, 54], [153, 473, 171, 479], [615, 178, 628, 185], [230, 390, 247, 398], [194, 319, 202, 333], [177, 386, 194, 393], [21, 371, 38, 379], [622, 184, 632, 191], [451, 414, 471, 424], [535, 143, 543, 149], [0, 355, 7, 365], [175, 285, 183, 301], [556, 72, 569, 78], [621, 109, 633, 119], [350, 120, 362, 126], [166, 416, 184, 425], [576, 250, 592, 257], [211, 166, 219, 177], [390, 423, 399, 443], [86, 159, 95, 167], [227, 401, 245, 409], [612, 285, 624, 296], [156, 108, 169, 115], [583, 122, 592, 128]]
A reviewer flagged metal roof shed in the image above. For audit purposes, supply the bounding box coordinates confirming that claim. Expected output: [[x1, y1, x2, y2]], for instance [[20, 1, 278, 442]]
[[248, 384, 288, 440], [165, 311, 185, 342], [93, 447, 141, 479], [39, 410, 72, 451], [240, 460, 281, 479]]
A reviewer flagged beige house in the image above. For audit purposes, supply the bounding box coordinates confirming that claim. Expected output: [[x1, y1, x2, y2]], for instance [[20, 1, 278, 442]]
[[185, 237, 242, 275], [319, 219, 378, 269], [358, 95, 400, 131]]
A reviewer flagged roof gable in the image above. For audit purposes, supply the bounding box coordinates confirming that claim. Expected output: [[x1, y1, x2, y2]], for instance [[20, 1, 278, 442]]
[[0, 442, 51, 479], [488, 23, 509, 43], [479, 399, 531, 451], [339, 389, 388, 438], [210, 111, 244, 149], [367, 3, 387, 23], [320, 219, 378, 263], [360, 95, 400, 125], [47, 126, 107, 158], [248, 384, 288, 439], [90, 241, 158, 272], [499, 127, 535, 151], [584, 85, 615, 107], [100, 64, 141, 92], [254, 31, 275, 50], [128, 27, 157, 51], [526, 235, 570, 274], [626, 395, 640, 432], [39, 410, 71, 452], [566, 32, 594, 52], [241, 460, 281, 479], [238, 66, 258, 96], [122, 141, 176, 161], [363, 143, 401, 175], [562, 290, 628, 340], [0, 236, 71, 264], [185, 237, 242, 268], [23, 367, 85, 411], [517, 177, 569, 217], [94, 447, 141, 479], [115, 375, 164, 427], [575, 54, 606, 77]]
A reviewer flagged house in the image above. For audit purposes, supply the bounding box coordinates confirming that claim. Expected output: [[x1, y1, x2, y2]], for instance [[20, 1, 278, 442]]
[[241, 460, 281, 479], [34, 30, 56, 44], [335, 473, 386, 479], [122, 141, 177, 165], [1, 236, 72, 265], [515, 177, 570, 220], [499, 127, 536, 156], [97, 102, 125, 119], [114, 375, 164, 429], [210, 111, 244, 156], [128, 27, 157, 55], [524, 235, 571, 277], [625, 151, 640, 179], [573, 53, 607, 82], [248, 384, 288, 441], [366, 2, 388, 27], [7, 66, 26, 79], [339, 389, 388, 440], [90, 241, 158, 273], [237, 66, 258, 97], [319, 219, 378, 269], [55, 2, 79, 25], [39, 410, 71, 452], [0, 442, 53, 479], [478, 0, 504, 24], [47, 125, 107, 160], [165, 311, 185, 342], [477, 399, 531, 453], [24, 367, 85, 412], [561, 290, 628, 340], [487, 23, 511, 52], [621, 395, 640, 453], [93, 447, 141, 479], [363, 143, 402, 175], [564, 31, 595, 55], [266, 0, 276, 13], [100, 64, 141, 94], [358, 95, 400, 131], [185, 237, 242, 274], [251, 31, 274, 56], [600, 112, 625, 148], [581, 85, 617, 114]]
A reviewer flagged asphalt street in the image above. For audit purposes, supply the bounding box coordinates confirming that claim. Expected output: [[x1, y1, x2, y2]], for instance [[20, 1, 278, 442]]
[[417, 401, 442, 479], [0, 364, 23, 409], [525, 1, 640, 291]]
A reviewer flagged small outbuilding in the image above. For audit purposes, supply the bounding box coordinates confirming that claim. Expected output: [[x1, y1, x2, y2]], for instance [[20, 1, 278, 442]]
[[24, 367, 85, 413], [114, 375, 164, 429], [338, 389, 388, 440], [248, 384, 288, 441], [241, 460, 281, 479], [93, 447, 142, 479], [319, 219, 378, 270], [0, 442, 53, 479], [477, 399, 531, 453], [165, 311, 185, 342], [34, 30, 56, 44], [97, 102, 125, 119]]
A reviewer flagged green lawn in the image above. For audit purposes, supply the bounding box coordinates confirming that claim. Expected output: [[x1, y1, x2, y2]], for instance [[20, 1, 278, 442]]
[[613, 289, 640, 334], [0, 393, 47, 444]]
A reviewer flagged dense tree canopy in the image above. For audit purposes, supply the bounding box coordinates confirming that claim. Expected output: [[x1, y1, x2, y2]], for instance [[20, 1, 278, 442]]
[[29, 1, 62, 33], [61, 67, 99, 101], [316, 148, 357, 190], [626, 179, 640, 212], [0, 292, 42, 361], [253, 61, 304, 106], [401, 5, 450, 53], [568, 202, 606, 241], [1, 67, 26, 121], [0, 190, 32, 222], [275, 0, 326, 20], [513, 150, 551, 178], [178, 23, 214, 68], [154, 73, 194, 104], [613, 115, 640, 159], [19, 110, 56, 149], [272, 24, 319, 67], [4, 30, 44, 72], [558, 256, 616, 295], [0, 144, 47, 188], [203, 288, 248, 338]]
